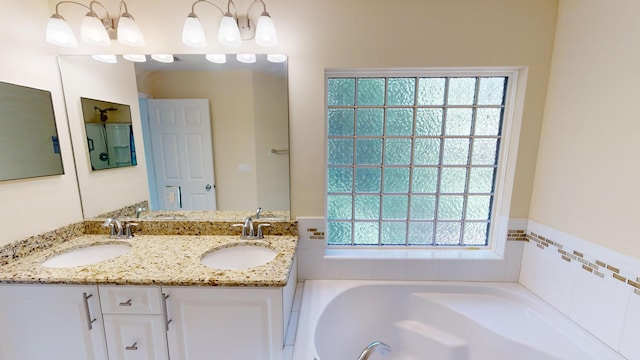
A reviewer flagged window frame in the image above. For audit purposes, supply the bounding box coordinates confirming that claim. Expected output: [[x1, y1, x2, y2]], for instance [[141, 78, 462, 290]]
[[324, 67, 525, 252]]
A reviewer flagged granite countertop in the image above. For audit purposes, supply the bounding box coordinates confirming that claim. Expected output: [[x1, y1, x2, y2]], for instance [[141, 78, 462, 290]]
[[0, 234, 298, 287]]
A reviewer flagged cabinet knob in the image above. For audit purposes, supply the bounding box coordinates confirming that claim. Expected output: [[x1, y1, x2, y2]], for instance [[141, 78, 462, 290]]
[[125, 342, 138, 351]]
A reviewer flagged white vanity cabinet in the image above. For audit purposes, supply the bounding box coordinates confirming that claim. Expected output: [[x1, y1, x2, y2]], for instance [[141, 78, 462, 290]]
[[0, 284, 107, 360], [163, 274, 297, 360], [99, 286, 169, 360]]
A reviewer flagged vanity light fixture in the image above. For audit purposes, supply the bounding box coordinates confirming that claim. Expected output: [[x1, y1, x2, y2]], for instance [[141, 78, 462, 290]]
[[80, 3, 111, 46], [151, 54, 175, 63], [236, 53, 257, 64], [267, 53, 286, 63], [182, 0, 278, 48], [123, 54, 147, 62], [46, 1, 145, 48], [205, 54, 227, 64], [91, 54, 118, 63]]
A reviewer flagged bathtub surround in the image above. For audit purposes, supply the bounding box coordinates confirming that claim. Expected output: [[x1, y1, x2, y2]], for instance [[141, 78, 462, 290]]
[[520, 220, 640, 360], [297, 217, 639, 359]]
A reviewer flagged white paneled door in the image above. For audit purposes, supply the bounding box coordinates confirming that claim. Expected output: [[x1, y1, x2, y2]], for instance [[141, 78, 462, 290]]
[[146, 99, 217, 210]]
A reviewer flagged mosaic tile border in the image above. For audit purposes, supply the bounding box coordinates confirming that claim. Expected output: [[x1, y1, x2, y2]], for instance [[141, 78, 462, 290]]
[[527, 232, 640, 296], [507, 229, 527, 242]]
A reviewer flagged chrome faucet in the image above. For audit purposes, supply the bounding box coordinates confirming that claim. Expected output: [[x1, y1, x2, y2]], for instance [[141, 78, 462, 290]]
[[135, 207, 146, 219], [255, 207, 262, 219], [102, 218, 138, 239], [102, 218, 123, 238], [243, 217, 255, 238], [233, 217, 270, 239], [358, 341, 391, 360]]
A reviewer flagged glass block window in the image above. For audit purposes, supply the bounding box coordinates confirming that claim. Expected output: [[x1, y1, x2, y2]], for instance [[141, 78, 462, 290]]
[[327, 72, 509, 246]]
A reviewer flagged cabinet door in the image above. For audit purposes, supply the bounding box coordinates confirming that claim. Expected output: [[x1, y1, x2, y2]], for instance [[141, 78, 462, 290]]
[[163, 287, 284, 360], [103, 314, 168, 360], [0, 284, 107, 360]]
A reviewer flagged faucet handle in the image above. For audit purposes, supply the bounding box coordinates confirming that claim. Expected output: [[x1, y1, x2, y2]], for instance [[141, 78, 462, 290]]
[[124, 223, 139, 238], [102, 218, 117, 238], [257, 224, 271, 239]]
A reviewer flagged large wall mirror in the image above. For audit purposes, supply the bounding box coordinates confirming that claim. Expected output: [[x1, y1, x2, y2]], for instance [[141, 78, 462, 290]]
[[59, 54, 290, 218], [0, 81, 64, 181]]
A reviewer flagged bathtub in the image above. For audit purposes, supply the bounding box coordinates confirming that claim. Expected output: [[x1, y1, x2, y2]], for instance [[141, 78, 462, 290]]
[[292, 281, 624, 360]]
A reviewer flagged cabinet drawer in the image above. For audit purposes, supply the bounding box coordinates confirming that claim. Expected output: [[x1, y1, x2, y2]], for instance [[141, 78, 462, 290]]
[[99, 286, 163, 314], [104, 314, 168, 360]]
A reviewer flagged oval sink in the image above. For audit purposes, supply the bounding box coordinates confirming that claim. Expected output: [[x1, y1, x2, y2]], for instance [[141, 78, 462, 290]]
[[41, 243, 131, 268], [201, 245, 277, 270]]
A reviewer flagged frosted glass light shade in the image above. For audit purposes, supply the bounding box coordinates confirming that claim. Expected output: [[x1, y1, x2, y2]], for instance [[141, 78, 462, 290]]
[[182, 14, 206, 47], [46, 15, 78, 48], [123, 54, 146, 62], [205, 54, 227, 64], [218, 14, 241, 47], [117, 14, 145, 46], [267, 54, 287, 63], [91, 54, 117, 63], [81, 13, 111, 46], [151, 54, 174, 63], [255, 13, 277, 47], [236, 53, 256, 64]]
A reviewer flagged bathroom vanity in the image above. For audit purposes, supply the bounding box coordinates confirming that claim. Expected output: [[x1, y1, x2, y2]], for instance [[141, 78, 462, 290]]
[[0, 223, 298, 360]]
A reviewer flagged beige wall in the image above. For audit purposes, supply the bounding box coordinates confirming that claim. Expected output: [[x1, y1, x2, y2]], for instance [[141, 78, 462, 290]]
[[58, 56, 149, 218], [253, 72, 290, 211], [0, 0, 558, 245], [529, 0, 640, 258], [0, 0, 83, 246], [55, 0, 558, 218], [280, 0, 558, 218], [139, 70, 258, 210]]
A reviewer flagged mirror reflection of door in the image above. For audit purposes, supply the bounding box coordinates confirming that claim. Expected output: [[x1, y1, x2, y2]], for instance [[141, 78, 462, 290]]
[[142, 98, 217, 211]]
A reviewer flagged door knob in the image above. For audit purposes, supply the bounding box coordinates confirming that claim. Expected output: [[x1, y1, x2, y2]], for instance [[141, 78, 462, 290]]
[[205, 184, 213, 191]]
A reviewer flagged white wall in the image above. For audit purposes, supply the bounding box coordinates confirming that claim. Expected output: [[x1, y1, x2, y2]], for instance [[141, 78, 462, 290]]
[[529, 0, 640, 259], [0, 0, 83, 246]]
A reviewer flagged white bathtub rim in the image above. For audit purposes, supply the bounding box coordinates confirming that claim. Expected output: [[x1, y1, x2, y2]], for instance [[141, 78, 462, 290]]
[[292, 280, 625, 360]]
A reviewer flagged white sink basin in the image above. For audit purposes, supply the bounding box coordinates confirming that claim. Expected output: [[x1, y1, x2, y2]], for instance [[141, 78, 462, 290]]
[[41, 243, 131, 268], [201, 245, 277, 270]]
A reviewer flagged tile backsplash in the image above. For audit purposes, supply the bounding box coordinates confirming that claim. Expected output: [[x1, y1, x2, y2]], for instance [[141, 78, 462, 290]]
[[521, 221, 639, 360]]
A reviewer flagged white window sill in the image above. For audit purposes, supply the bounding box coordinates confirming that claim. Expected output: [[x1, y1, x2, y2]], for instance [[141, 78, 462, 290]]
[[324, 247, 504, 260]]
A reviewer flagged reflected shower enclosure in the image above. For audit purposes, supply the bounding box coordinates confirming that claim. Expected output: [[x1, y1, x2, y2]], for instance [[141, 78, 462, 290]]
[[81, 97, 137, 171]]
